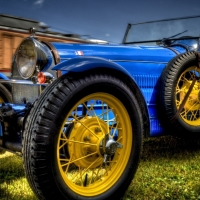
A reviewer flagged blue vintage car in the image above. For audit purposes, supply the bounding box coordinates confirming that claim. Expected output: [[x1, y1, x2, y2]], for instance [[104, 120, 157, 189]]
[[0, 15, 200, 199]]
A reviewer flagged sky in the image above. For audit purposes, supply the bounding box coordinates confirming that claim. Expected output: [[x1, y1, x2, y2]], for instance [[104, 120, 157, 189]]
[[0, 0, 200, 43]]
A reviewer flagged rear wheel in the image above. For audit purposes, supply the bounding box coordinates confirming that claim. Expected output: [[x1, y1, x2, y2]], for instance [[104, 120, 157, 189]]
[[23, 73, 143, 200], [159, 51, 200, 137]]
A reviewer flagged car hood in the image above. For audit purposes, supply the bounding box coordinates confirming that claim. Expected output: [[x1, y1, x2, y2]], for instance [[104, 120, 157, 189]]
[[51, 43, 186, 63]]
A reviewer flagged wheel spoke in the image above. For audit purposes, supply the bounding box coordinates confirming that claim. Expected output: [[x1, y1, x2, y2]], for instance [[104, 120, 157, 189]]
[[72, 114, 100, 139], [97, 109, 112, 119], [175, 66, 200, 125], [68, 139, 98, 146], [82, 102, 95, 116], [72, 157, 103, 185], [61, 151, 98, 167], [59, 140, 69, 149], [106, 104, 109, 133], [93, 108, 106, 135]]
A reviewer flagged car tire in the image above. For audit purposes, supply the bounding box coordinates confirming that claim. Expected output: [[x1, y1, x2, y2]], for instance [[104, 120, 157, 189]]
[[159, 51, 200, 138], [23, 72, 143, 200], [0, 83, 12, 153], [0, 83, 12, 103]]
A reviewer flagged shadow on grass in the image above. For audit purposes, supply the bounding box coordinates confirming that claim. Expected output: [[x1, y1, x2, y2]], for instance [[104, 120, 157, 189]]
[[141, 135, 200, 161], [0, 148, 6, 155], [0, 153, 36, 200], [0, 154, 24, 184], [0, 186, 8, 199]]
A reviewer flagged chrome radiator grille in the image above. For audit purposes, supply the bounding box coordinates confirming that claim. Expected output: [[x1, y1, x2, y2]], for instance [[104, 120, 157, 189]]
[[12, 83, 45, 104]]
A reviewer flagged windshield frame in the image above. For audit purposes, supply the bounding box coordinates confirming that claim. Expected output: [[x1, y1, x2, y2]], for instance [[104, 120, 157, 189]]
[[122, 15, 200, 45]]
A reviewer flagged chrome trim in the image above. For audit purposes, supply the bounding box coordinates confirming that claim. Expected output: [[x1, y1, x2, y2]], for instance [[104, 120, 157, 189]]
[[60, 58, 169, 64], [42, 41, 61, 64], [0, 79, 47, 85], [109, 60, 168, 64]]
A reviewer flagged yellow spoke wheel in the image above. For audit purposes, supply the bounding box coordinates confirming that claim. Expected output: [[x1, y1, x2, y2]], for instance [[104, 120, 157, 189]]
[[176, 66, 200, 126], [23, 73, 143, 200], [57, 93, 132, 196], [159, 51, 200, 138]]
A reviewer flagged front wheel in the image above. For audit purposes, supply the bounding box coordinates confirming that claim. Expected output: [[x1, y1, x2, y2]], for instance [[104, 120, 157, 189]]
[[0, 83, 11, 103], [0, 83, 11, 153], [23, 73, 143, 200]]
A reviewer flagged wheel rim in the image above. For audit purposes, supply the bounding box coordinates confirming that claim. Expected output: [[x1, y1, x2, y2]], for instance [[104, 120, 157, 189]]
[[175, 66, 200, 126], [57, 92, 132, 196]]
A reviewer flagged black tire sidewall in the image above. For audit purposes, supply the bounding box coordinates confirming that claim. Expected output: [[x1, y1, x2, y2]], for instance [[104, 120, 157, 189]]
[[0, 83, 12, 102], [43, 75, 143, 200]]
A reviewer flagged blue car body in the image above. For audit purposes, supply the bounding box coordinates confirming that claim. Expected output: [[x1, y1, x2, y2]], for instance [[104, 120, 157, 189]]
[[49, 43, 188, 136]]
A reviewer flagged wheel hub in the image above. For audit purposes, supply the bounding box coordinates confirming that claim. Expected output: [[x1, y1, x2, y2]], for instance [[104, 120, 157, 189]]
[[68, 116, 106, 168], [67, 116, 123, 167], [100, 135, 123, 163]]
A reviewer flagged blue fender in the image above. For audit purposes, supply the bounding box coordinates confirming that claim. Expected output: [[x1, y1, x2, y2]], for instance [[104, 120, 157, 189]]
[[53, 56, 133, 76], [53, 56, 150, 137]]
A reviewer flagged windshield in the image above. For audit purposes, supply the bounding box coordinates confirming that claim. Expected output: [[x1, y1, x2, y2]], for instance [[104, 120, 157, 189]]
[[123, 15, 200, 44]]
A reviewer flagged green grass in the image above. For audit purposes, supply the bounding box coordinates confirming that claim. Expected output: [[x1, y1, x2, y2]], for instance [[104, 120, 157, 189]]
[[1, 136, 200, 200], [0, 151, 37, 200], [123, 136, 200, 200]]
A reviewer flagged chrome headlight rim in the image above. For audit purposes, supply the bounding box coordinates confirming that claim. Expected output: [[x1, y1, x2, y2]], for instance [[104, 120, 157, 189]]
[[15, 37, 52, 80], [16, 38, 37, 79]]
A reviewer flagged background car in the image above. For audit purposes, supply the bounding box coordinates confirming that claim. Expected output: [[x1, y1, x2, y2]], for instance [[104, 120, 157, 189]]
[[0, 15, 200, 200]]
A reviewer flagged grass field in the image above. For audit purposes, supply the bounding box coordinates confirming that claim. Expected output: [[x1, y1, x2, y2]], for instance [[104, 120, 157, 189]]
[[0, 135, 200, 200]]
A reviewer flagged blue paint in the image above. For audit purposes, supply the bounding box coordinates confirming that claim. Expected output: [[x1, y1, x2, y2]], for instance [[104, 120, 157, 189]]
[[49, 42, 192, 136], [0, 73, 9, 80], [51, 43, 176, 62]]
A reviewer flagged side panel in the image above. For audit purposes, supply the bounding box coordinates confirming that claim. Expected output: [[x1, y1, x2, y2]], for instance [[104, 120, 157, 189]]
[[51, 42, 187, 136], [53, 56, 173, 136], [116, 61, 166, 136], [118, 62, 162, 136]]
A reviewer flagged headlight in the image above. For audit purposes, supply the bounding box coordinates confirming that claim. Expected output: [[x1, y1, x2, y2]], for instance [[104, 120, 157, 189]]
[[16, 39, 36, 79], [15, 37, 52, 79]]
